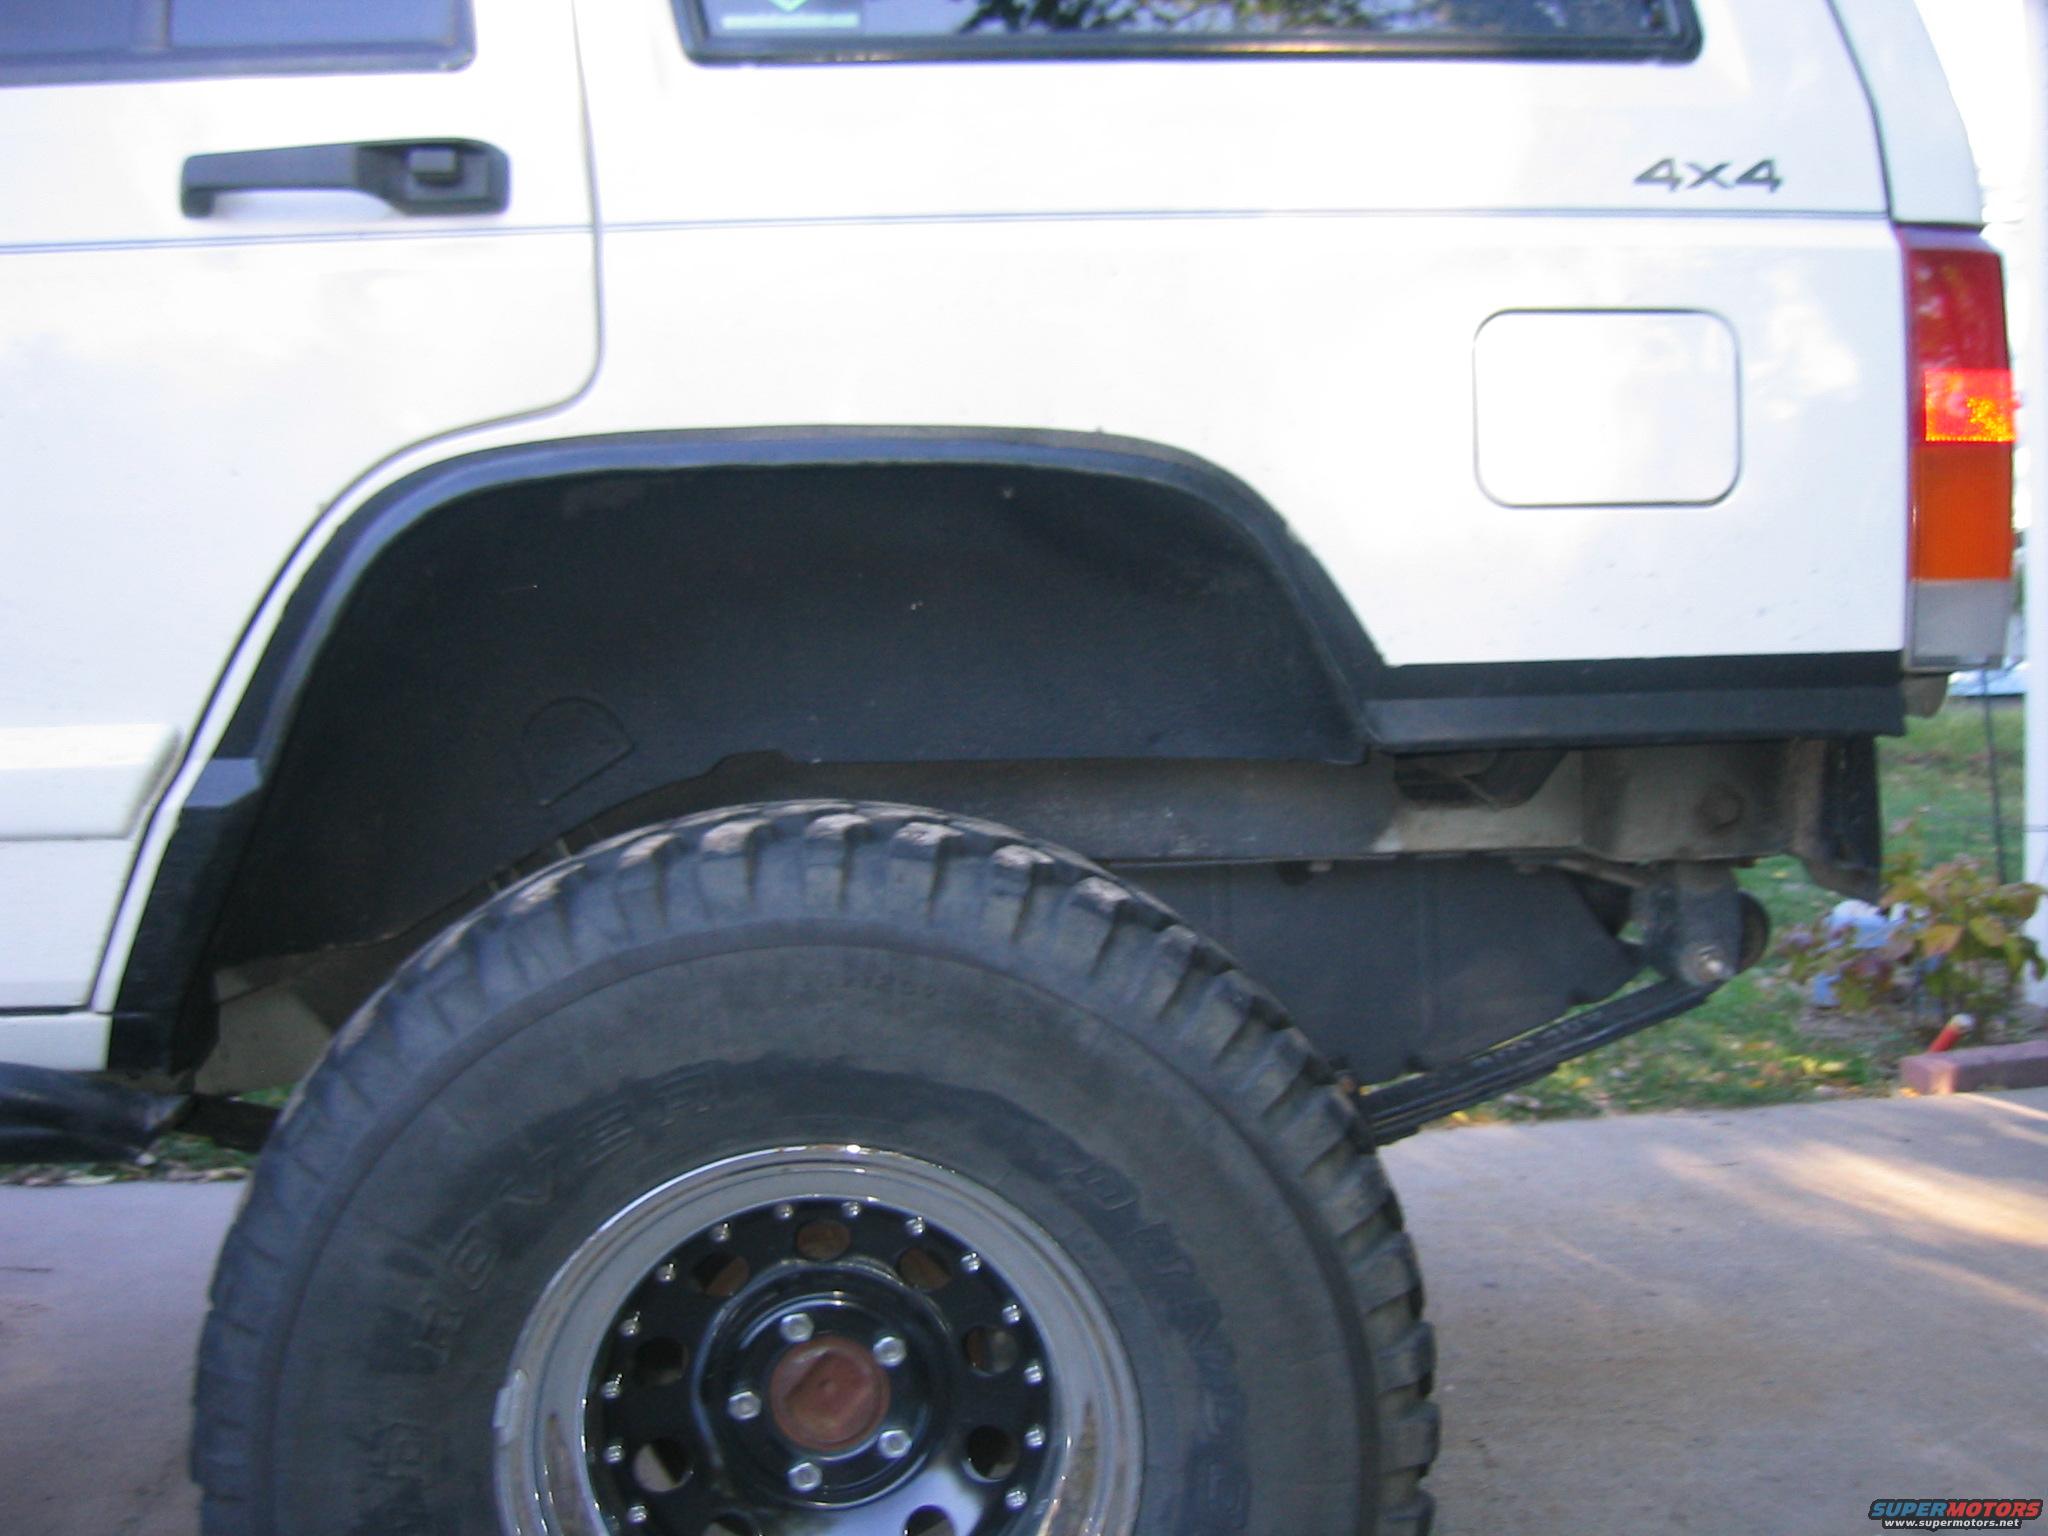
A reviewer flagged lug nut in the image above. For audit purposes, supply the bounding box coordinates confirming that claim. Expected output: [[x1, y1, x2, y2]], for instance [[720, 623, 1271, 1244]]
[[711, 1222, 733, 1244], [727, 1389, 763, 1422], [1024, 1425, 1046, 1450], [788, 1461, 824, 1494], [655, 1262, 677, 1284], [841, 1200, 862, 1220], [600, 1374, 624, 1401], [602, 1440, 626, 1465], [626, 1504, 650, 1525], [779, 1313, 815, 1344], [1005, 1488, 1028, 1511], [904, 1216, 926, 1236], [1001, 1302, 1022, 1325], [872, 1335, 907, 1368], [775, 1203, 795, 1221], [618, 1312, 641, 1339], [1023, 1361, 1045, 1386], [960, 1252, 983, 1274], [878, 1428, 912, 1459]]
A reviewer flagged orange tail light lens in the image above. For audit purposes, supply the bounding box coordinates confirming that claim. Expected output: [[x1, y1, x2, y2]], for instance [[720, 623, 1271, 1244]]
[[1902, 229, 2015, 585]]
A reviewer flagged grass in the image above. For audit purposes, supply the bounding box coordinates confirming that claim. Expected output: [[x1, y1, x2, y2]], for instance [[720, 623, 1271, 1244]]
[[1444, 696, 2028, 1126]]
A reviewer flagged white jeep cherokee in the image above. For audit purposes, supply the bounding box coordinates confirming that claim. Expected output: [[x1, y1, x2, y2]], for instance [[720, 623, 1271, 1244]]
[[0, 2, 2011, 1533]]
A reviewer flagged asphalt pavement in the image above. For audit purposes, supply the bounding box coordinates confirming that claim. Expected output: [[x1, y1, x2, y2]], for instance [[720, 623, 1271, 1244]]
[[3, 1088, 2044, 1536]]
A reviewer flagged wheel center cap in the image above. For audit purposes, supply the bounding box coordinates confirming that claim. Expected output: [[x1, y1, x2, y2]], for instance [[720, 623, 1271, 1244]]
[[766, 1335, 892, 1454]]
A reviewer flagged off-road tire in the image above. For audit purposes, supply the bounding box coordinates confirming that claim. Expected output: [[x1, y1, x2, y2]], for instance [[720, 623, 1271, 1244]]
[[192, 802, 1437, 1535]]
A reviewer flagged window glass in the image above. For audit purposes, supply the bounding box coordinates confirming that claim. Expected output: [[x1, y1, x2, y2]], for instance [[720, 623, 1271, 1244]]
[[0, 0, 147, 57], [170, 0, 464, 51], [692, 0, 1694, 52], [0, 0, 469, 84]]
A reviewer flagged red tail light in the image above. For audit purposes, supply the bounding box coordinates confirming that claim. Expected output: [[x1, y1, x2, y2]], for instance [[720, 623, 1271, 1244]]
[[1901, 227, 2015, 665]]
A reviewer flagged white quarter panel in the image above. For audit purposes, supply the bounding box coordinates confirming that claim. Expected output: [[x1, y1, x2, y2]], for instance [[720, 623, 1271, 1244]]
[[577, 215, 1905, 665], [553, 0, 1908, 672], [1827, 0, 1984, 224], [0, 0, 596, 1016], [585, 0, 1887, 219]]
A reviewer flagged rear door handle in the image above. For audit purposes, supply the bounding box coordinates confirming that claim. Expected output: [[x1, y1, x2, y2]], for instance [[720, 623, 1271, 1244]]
[[181, 139, 510, 218]]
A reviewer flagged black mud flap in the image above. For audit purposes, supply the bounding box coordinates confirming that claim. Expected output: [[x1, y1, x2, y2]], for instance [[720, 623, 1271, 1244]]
[[0, 1064, 276, 1164]]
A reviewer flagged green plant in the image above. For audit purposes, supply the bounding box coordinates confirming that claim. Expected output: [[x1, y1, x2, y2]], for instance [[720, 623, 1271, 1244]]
[[1781, 844, 2046, 1025]]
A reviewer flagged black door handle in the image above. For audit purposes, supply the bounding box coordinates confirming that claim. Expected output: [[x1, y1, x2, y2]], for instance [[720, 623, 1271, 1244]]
[[181, 139, 509, 218]]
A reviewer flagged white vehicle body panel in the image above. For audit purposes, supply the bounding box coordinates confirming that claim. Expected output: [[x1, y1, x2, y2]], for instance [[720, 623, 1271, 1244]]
[[1828, 0, 1985, 225], [0, 0, 596, 1021], [0, 1013, 112, 1072], [591, 0, 1890, 219], [577, 214, 1910, 666], [0, 0, 1993, 1062], [0, 724, 181, 840], [552, 0, 1915, 668], [0, 841, 145, 1011]]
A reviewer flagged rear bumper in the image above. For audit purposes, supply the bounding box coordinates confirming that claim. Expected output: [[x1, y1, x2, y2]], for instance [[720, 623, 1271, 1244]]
[[1362, 651, 1906, 752]]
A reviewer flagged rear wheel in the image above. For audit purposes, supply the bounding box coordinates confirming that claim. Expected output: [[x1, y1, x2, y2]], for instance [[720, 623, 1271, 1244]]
[[193, 803, 1437, 1536]]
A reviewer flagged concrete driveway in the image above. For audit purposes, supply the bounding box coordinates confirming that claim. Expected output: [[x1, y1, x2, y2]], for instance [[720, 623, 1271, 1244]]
[[3, 1088, 2044, 1536]]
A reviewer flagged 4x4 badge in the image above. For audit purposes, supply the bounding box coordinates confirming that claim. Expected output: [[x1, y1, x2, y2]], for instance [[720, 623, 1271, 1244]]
[[1635, 157, 1783, 193]]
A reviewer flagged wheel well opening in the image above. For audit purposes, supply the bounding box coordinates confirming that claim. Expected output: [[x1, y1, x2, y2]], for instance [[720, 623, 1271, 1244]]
[[211, 458, 1358, 968]]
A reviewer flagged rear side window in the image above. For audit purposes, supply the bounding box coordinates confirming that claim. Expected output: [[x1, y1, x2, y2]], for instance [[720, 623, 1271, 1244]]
[[685, 0, 1698, 61], [0, 0, 471, 85]]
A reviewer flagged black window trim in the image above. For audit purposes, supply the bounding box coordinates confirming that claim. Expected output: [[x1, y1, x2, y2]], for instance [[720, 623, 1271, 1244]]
[[672, 0, 1701, 65]]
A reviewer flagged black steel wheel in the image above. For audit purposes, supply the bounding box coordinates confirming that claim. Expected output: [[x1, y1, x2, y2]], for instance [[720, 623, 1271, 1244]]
[[498, 1150, 1139, 1536]]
